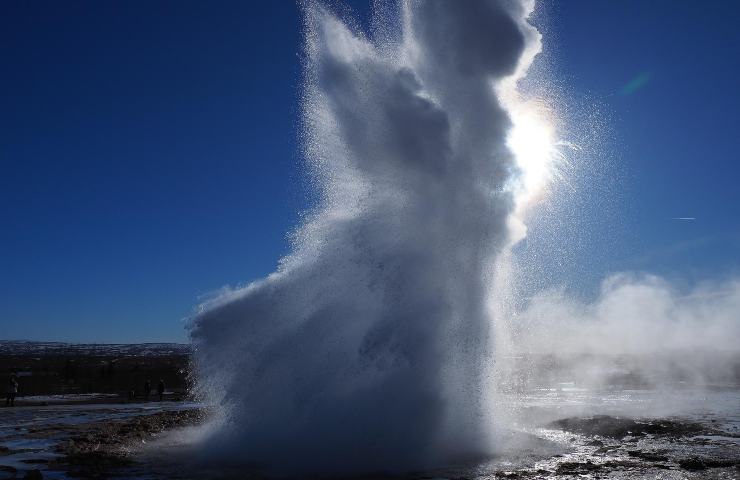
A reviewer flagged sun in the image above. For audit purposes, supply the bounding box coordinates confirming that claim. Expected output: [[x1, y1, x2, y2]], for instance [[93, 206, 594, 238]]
[[506, 101, 566, 208], [508, 109, 555, 195]]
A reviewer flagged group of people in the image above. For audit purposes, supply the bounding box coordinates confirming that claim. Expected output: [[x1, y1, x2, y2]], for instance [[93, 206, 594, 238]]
[[4, 374, 168, 407], [143, 378, 167, 401], [5, 374, 18, 407]]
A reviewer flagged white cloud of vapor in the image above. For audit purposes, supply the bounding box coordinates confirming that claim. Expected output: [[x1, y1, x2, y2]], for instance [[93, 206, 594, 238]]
[[512, 273, 740, 389], [518, 273, 740, 355]]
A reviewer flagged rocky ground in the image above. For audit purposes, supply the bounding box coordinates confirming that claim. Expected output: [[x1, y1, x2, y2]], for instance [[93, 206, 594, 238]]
[[2, 408, 739, 479], [505, 415, 740, 479], [0, 406, 203, 479], [2, 345, 736, 478]]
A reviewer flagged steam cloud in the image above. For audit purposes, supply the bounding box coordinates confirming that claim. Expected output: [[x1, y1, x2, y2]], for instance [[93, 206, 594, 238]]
[[519, 273, 740, 356], [512, 273, 740, 391], [190, 0, 540, 473]]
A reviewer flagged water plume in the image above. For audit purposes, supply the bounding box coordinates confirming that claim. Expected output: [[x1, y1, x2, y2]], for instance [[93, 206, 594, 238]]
[[190, 0, 543, 473]]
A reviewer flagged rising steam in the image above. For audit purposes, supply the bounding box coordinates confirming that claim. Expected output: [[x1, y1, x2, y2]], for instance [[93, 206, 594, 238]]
[[513, 273, 740, 389], [189, 0, 545, 473], [520, 273, 740, 356]]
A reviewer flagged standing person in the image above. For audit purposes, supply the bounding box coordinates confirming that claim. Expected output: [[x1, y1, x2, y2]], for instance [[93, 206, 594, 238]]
[[144, 379, 151, 401], [6, 374, 18, 407], [157, 379, 165, 401]]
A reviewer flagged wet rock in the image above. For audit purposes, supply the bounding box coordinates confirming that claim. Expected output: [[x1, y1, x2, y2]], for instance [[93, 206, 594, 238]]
[[549, 415, 705, 439], [594, 446, 617, 454], [627, 450, 669, 462], [678, 457, 736, 470], [585, 439, 603, 447], [45, 408, 204, 478], [496, 470, 552, 479], [555, 460, 600, 475], [679, 457, 708, 470], [555, 459, 649, 475]]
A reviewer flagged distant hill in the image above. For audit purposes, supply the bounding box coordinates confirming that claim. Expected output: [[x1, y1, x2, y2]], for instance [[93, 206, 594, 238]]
[[0, 341, 192, 396], [0, 340, 191, 357]]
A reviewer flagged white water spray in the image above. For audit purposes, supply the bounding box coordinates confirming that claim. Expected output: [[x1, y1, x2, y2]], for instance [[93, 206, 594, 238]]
[[190, 0, 560, 473]]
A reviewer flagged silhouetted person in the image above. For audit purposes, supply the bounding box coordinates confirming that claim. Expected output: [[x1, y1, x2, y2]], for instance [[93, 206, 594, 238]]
[[6, 374, 18, 407], [157, 379, 165, 401], [144, 379, 151, 401]]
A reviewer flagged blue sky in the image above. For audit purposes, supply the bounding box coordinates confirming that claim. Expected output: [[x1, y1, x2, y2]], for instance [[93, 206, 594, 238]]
[[1, 1, 738, 343]]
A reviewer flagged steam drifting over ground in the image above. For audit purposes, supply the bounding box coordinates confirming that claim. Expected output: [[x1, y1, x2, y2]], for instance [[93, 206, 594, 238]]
[[520, 273, 740, 357], [190, 0, 541, 473], [512, 274, 740, 394]]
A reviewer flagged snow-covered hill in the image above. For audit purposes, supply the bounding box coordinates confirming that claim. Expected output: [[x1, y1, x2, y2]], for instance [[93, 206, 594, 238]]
[[0, 340, 191, 357]]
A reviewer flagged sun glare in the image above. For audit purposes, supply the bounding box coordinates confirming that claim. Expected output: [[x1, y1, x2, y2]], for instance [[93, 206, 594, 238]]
[[506, 103, 566, 207], [509, 111, 554, 193]]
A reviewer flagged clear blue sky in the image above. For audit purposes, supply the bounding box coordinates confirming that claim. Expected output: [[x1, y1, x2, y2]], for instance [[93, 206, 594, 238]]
[[1, 1, 738, 343]]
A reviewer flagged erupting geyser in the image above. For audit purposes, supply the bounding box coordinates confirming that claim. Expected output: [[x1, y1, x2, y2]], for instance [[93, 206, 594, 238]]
[[190, 0, 555, 473]]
